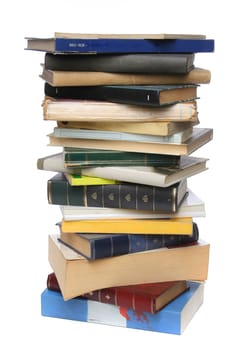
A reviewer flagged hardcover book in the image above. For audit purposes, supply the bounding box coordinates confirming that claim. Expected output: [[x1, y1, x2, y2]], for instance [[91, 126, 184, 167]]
[[60, 217, 193, 235], [41, 67, 211, 87], [26, 33, 214, 53], [47, 172, 188, 212], [58, 222, 199, 259], [41, 281, 204, 335], [45, 83, 198, 107], [48, 127, 213, 156], [60, 189, 206, 221], [47, 272, 189, 313], [52, 126, 193, 144], [38, 154, 208, 187], [64, 174, 119, 186], [44, 53, 195, 74], [48, 234, 210, 299], [43, 98, 198, 123], [63, 148, 181, 168], [57, 120, 198, 137]]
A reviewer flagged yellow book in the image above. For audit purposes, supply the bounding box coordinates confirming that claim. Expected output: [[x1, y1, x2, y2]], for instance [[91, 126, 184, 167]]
[[61, 217, 193, 235], [65, 173, 118, 186]]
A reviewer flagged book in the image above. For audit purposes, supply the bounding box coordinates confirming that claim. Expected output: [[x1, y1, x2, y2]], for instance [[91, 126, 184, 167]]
[[45, 84, 198, 107], [64, 174, 119, 186], [48, 127, 213, 156], [57, 120, 198, 137], [41, 281, 204, 335], [48, 234, 210, 299], [60, 189, 206, 221], [52, 126, 193, 144], [47, 272, 189, 313], [44, 53, 195, 74], [26, 33, 214, 53], [38, 154, 208, 187], [63, 148, 181, 168], [58, 222, 199, 260], [41, 67, 211, 86], [43, 98, 198, 123], [60, 217, 193, 235], [47, 172, 188, 212]]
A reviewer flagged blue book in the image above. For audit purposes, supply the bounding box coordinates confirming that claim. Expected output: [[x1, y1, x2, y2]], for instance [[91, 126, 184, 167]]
[[26, 33, 214, 54], [41, 281, 204, 335]]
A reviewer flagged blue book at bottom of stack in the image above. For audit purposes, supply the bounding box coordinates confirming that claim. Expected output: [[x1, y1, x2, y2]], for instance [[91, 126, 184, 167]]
[[41, 281, 204, 335]]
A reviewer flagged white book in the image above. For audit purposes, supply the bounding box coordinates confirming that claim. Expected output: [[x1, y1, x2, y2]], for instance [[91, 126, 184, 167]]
[[60, 189, 205, 220], [52, 126, 193, 144], [37, 152, 208, 187]]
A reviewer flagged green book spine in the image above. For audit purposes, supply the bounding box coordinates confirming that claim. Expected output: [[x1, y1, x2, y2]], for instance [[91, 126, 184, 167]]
[[63, 148, 180, 168], [47, 173, 186, 212]]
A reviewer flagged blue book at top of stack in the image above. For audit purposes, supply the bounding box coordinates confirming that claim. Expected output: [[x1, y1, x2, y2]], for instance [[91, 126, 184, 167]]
[[26, 33, 214, 54], [41, 281, 204, 335]]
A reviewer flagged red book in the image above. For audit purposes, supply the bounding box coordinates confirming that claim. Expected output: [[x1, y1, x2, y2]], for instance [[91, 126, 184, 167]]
[[47, 272, 189, 314]]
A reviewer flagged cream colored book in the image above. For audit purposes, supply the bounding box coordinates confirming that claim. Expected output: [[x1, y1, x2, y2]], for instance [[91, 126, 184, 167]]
[[48, 234, 210, 300]]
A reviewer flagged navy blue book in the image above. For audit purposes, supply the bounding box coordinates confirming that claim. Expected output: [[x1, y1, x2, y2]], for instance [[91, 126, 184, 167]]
[[58, 222, 199, 260], [26, 33, 214, 54], [41, 281, 204, 335]]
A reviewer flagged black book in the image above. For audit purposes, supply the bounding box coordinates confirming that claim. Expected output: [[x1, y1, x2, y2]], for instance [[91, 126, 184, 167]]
[[45, 83, 198, 107], [44, 52, 195, 74]]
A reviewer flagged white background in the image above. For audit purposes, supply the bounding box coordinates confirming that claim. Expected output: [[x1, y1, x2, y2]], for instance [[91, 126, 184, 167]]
[[1, 1, 232, 348]]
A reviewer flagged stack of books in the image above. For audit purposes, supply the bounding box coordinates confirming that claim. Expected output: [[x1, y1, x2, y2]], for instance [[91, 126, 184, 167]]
[[26, 32, 214, 335]]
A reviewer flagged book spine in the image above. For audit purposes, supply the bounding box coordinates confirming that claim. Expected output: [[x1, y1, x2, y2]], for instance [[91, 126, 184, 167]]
[[48, 175, 180, 212], [63, 148, 180, 168], [44, 53, 195, 74], [55, 38, 214, 54]]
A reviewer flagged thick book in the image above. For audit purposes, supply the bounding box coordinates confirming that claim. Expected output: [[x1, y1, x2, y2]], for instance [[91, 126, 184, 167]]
[[63, 148, 181, 168], [43, 98, 198, 123], [60, 190, 206, 221], [57, 120, 198, 137], [45, 84, 198, 107], [48, 234, 210, 299], [60, 217, 193, 235], [58, 222, 199, 259], [52, 126, 193, 144], [47, 172, 188, 212], [41, 281, 204, 335], [47, 272, 189, 313], [38, 154, 208, 187], [41, 67, 211, 86], [44, 53, 195, 74], [26, 33, 214, 53], [48, 127, 213, 156]]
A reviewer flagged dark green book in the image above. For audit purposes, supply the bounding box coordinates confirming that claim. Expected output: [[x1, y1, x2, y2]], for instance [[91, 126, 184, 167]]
[[44, 52, 195, 73], [45, 83, 198, 107], [47, 173, 187, 213], [63, 148, 180, 168]]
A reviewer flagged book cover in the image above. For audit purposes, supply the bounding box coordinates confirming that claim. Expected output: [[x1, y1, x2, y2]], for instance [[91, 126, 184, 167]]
[[52, 126, 193, 144], [39, 154, 208, 187], [58, 221, 199, 259], [26, 34, 214, 53], [43, 98, 198, 123], [64, 174, 119, 186], [48, 234, 209, 299], [41, 281, 204, 335], [48, 127, 213, 156], [41, 67, 211, 87], [47, 272, 189, 313], [47, 173, 188, 212], [60, 189, 206, 221], [44, 53, 195, 74], [45, 83, 198, 107], [60, 217, 193, 235], [63, 148, 180, 168]]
